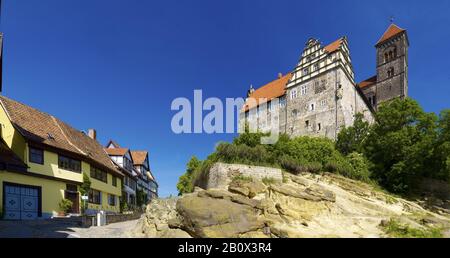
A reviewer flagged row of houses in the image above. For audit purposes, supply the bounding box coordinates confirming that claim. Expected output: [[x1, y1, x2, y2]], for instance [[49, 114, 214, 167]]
[[0, 95, 158, 220]]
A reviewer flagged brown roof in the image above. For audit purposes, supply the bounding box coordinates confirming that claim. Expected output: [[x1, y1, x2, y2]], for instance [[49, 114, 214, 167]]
[[376, 24, 405, 45], [243, 73, 292, 111], [131, 151, 148, 166], [0, 138, 27, 172], [104, 147, 129, 157], [0, 96, 123, 177], [358, 75, 377, 89], [324, 38, 343, 53]]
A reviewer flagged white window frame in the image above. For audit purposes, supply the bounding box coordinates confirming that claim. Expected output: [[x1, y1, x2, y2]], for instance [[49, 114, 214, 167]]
[[301, 85, 307, 96], [290, 89, 298, 99]]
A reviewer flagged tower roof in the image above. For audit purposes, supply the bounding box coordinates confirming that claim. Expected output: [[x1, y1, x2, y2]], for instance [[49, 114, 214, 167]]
[[376, 24, 406, 45]]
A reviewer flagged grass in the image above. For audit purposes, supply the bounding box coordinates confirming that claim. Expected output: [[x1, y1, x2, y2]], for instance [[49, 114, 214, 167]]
[[262, 177, 277, 185], [232, 175, 253, 183], [382, 219, 443, 238]]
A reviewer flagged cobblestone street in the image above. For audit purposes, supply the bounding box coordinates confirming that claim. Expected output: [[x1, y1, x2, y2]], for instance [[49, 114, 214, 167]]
[[0, 219, 141, 238]]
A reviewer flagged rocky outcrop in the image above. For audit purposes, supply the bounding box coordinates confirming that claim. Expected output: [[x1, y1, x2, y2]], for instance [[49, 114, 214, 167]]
[[134, 169, 450, 238]]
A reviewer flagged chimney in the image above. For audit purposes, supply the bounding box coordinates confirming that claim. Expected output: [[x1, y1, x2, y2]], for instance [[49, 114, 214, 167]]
[[88, 129, 97, 140], [278, 73, 283, 79]]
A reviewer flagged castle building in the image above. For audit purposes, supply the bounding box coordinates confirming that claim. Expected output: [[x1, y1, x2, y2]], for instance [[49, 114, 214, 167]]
[[241, 24, 409, 140]]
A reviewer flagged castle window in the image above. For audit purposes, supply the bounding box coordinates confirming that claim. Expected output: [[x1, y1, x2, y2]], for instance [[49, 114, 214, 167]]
[[279, 96, 286, 107], [301, 85, 308, 95], [394, 48, 397, 58], [313, 63, 319, 71], [387, 67, 395, 78], [290, 89, 298, 99], [292, 109, 298, 117], [267, 101, 272, 112], [305, 120, 310, 128], [318, 123, 322, 131], [310, 103, 315, 111], [384, 53, 389, 63], [320, 99, 327, 106], [303, 67, 309, 76]]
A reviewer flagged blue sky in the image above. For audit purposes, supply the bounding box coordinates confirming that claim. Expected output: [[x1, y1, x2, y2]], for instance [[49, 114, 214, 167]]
[[1, 0, 450, 197]]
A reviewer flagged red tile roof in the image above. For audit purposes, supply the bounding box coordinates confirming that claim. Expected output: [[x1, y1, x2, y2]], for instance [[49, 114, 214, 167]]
[[376, 24, 406, 45], [0, 96, 123, 177], [358, 75, 377, 89], [104, 147, 129, 156], [243, 73, 292, 111], [324, 38, 343, 53], [131, 151, 148, 166]]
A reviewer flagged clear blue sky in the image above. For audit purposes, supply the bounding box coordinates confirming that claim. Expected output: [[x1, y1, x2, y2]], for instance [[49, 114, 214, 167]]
[[1, 0, 449, 197]]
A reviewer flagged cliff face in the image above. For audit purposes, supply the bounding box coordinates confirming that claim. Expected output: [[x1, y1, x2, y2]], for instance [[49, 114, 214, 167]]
[[133, 164, 450, 238]]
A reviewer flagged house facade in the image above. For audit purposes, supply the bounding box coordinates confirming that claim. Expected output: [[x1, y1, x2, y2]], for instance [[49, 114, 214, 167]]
[[104, 144, 137, 210], [131, 151, 158, 201], [241, 24, 409, 140], [0, 96, 123, 219]]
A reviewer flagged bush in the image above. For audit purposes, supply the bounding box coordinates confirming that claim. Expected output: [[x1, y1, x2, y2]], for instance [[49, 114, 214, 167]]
[[59, 199, 73, 213], [346, 152, 372, 182]]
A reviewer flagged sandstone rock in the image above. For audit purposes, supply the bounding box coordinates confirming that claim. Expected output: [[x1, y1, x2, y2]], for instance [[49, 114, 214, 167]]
[[228, 185, 250, 197], [159, 228, 192, 238], [135, 168, 450, 238], [176, 195, 265, 238]]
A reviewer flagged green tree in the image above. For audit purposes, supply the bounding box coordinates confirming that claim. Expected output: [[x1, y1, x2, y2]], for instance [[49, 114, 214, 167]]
[[336, 113, 370, 155], [177, 156, 202, 195], [431, 109, 450, 181], [79, 173, 91, 213], [364, 98, 438, 193]]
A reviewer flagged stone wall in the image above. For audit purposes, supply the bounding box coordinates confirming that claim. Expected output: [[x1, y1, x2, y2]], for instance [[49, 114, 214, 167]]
[[205, 163, 283, 190]]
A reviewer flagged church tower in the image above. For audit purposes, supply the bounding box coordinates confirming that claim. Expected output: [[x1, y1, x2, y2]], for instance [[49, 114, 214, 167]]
[[374, 24, 409, 107]]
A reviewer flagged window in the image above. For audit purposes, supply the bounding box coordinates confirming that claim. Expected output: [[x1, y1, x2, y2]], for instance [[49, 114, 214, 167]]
[[108, 194, 116, 206], [318, 123, 322, 131], [91, 166, 107, 183], [267, 101, 272, 112], [112, 176, 117, 187], [310, 103, 315, 111], [313, 63, 319, 71], [292, 109, 298, 117], [290, 89, 297, 99], [387, 67, 395, 78], [58, 155, 81, 173], [305, 120, 310, 128], [301, 85, 308, 95], [303, 67, 309, 76], [88, 189, 101, 205], [279, 96, 286, 108], [245, 111, 249, 120], [320, 99, 327, 106], [29, 147, 44, 164]]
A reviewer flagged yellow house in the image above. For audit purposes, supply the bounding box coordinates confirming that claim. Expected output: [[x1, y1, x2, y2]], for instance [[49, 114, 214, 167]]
[[0, 96, 124, 219]]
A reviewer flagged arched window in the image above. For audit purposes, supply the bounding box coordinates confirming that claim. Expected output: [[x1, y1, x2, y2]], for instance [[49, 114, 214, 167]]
[[389, 51, 393, 60], [387, 67, 395, 78], [384, 53, 389, 63]]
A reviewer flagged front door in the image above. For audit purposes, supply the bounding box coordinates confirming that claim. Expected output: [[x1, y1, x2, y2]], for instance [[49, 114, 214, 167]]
[[65, 184, 79, 214], [4, 183, 40, 220]]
